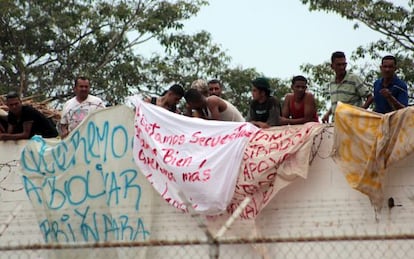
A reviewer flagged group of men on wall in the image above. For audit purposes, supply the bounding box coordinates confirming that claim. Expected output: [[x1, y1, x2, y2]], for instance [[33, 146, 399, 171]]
[[0, 52, 409, 141], [0, 76, 105, 140], [321, 52, 408, 123]]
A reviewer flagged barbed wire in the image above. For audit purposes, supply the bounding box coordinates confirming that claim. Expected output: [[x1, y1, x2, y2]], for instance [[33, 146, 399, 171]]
[[310, 125, 334, 164], [0, 160, 24, 192]]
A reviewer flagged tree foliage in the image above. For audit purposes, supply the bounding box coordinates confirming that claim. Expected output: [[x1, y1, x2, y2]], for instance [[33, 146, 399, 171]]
[[142, 31, 231, 95], [300, 0, 414, 103], [0, 0, 235, 105]]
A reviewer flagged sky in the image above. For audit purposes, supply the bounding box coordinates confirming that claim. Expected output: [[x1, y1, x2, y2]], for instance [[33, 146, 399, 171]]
[[180, 0, 387, 80]]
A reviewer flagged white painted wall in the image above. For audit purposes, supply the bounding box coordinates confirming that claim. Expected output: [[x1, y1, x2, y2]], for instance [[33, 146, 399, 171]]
[[1, 127, 414, 259]]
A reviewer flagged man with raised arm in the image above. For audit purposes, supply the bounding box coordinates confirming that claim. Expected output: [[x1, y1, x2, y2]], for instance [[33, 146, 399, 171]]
[[373, 55, 408, 113]]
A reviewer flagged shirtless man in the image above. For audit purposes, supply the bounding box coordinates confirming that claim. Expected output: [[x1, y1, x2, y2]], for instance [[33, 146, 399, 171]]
[[184, 89, 244, 122]]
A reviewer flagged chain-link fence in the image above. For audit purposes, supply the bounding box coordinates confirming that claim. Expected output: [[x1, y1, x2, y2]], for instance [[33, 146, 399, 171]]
[[2, 234, 414, 258], [2, 176, 414, 258]]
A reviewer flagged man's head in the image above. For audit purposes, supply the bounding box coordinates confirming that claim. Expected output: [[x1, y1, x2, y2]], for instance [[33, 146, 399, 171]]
[[191, 79, 209, 97], [251, 77, 271, 101], [74, 76, 90, 101], [208, 79, 223, 97], [291, 75, 308, 99], [165, 84, 185, 106], [184, 88, 205, 109], [330, 51, 347, 78], [5, 91, 22, 115], [380, 55, 397, 80]]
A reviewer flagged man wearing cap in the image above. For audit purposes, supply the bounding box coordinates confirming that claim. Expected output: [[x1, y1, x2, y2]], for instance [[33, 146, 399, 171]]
[[191, 79, 209, 97], [246, 77, 281, 128], [184, 79, 208, 117]]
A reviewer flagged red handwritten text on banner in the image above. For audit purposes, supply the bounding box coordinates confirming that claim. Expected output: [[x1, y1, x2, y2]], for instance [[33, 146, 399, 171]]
[[131, 98, 258, 214]]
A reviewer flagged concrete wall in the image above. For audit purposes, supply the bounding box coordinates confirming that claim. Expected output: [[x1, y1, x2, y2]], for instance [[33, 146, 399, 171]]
[[1, 127, 414, 258]]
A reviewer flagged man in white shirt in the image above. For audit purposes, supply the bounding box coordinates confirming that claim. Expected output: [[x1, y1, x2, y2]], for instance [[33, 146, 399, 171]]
[[60, 76, 105, 138]]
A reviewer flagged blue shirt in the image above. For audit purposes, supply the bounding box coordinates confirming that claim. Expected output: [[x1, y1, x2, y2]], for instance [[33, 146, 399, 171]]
[[373, 76, 408, 113]]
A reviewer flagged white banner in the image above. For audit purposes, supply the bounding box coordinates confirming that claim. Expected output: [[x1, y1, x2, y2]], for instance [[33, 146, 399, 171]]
[[20, 106, 151, 246], [131, 98, 258, 214]]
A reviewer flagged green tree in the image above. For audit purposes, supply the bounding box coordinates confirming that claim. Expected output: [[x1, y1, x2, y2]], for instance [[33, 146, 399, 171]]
[[0, 0, 232, 104], [140, 31, 231, 96], [300, 0, 414, 102]]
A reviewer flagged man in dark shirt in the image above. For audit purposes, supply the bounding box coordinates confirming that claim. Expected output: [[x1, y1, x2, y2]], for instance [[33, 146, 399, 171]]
[[0, 108, 7, 133], [373, 55, 409, 113], [0, 118, 6, 133], [0, 91, 58, 140], [145, 84, 184, 113], [246, 77, 281, 128]]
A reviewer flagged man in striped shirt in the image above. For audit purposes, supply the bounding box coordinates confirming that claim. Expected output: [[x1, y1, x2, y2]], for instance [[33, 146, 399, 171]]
[[322, 51, 373, 123]]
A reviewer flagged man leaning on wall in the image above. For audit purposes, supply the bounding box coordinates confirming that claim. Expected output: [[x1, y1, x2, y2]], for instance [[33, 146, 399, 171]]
[[322, 51, 373, 123], [60, 76, 105, 139], [373, 55, 408, 113], [0, 91, 58, 140]]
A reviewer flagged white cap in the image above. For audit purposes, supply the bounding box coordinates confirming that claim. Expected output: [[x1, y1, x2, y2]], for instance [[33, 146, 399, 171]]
[[0, 108, 8, 117]]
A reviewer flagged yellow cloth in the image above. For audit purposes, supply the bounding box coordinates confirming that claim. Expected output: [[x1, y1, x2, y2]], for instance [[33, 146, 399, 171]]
[[333, 102, 414, 211]]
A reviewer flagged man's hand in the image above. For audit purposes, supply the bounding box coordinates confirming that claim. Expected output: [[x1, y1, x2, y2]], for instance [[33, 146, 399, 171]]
[[251, 121, 270, 129], [279, 117, 289, 125], [379, 88, 392, 99], [322, 113, 330, 123], [380, 88, 405, 111]]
